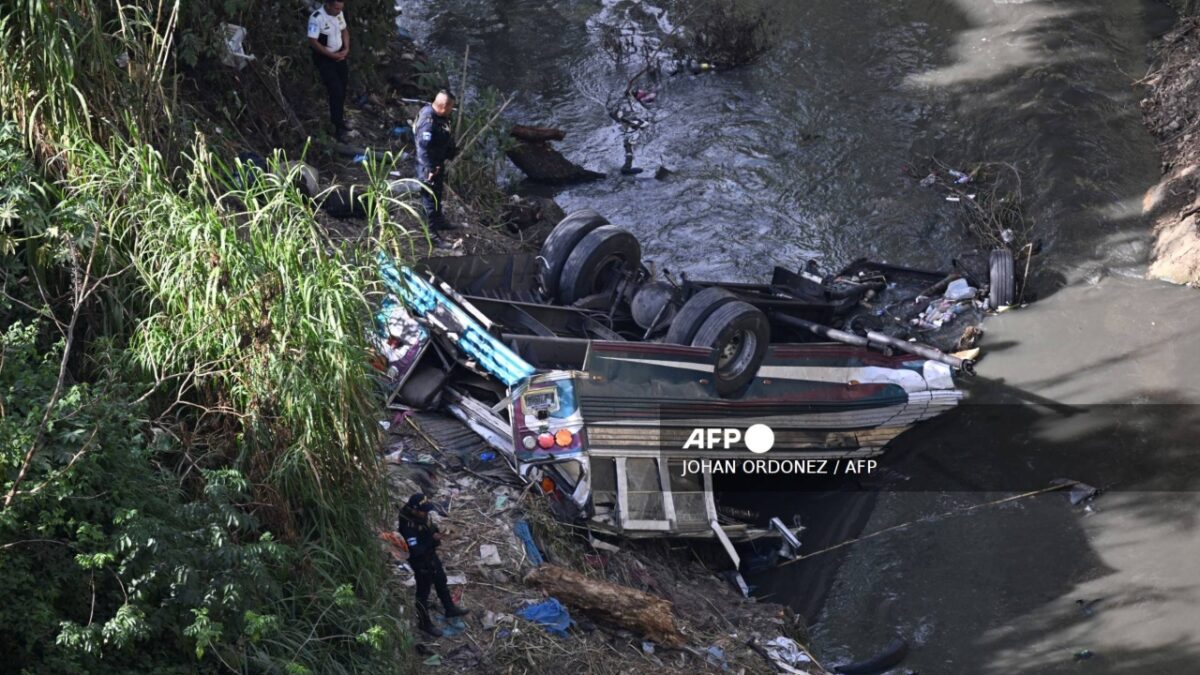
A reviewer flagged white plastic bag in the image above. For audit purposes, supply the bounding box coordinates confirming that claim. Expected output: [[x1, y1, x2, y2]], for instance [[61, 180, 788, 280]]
[[944, 277, 976, 301], [219, 24, 257, 70]]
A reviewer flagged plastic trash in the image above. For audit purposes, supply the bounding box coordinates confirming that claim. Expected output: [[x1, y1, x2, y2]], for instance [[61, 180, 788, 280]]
[[437, 615, 467, 637], [219, 24, 257, 70], [944, 278, 977, 301], [1069, 482, 1099, 505], [919, 173, 937, 187], [948, 168, 970, 184], [479, 544, 503, 566], [706, 645, 730, 670], [518, 598, 574, 637], [764, 636, 813, 673], [513, 519, 545, 565]]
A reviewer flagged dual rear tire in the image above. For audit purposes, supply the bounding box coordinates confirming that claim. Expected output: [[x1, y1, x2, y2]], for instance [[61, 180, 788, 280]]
[[540, 211, 768, 397], [667, 288, 769, 397], [539, 211, 641, 304]]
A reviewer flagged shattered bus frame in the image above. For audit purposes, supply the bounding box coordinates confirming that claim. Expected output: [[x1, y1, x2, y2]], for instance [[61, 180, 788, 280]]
[[377, 249, 966, 547]]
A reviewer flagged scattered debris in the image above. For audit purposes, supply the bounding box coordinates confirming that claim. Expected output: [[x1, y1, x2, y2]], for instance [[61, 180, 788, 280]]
[[706, 644, 730, 670], [633, 89, 657, 104], [517, 597, 575, 637], [1069, 482, 1100, 505], [219, 24, 256, 70], [589, 537, 621, 553], [1051, 478, 1100, 505], [1076, 598, 1102, 617], [479, 544, 503, 566], [764, 636, 817, 673], [513, 519, 545, 566]]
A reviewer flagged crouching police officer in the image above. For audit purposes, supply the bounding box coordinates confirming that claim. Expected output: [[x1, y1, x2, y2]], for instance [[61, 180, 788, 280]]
[[399, 493, 470, 636], [414, 91, 459, 232]]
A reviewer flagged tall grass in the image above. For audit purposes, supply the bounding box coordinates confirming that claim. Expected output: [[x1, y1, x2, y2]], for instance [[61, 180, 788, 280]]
[[0, 0, 412, 670]]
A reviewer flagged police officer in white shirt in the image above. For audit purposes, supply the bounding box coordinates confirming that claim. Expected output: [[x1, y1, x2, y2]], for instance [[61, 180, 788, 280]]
[[307, 1, 351, 140]]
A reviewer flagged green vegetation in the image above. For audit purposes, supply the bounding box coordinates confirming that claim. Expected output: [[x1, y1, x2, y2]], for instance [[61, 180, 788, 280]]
[[1, 1, 413, 672]]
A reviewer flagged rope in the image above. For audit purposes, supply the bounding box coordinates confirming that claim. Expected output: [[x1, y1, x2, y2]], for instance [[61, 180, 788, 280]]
[[778, 482, 1075, 566]]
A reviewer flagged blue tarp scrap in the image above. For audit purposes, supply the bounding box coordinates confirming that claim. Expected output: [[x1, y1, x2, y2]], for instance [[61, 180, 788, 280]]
[[518, 598, 574, 637], [434, 615, 467, 637], [513, 519, 545, 566]]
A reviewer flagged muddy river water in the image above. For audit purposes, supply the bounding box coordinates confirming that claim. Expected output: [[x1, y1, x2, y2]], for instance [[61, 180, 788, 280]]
[[407, 0, 1200, 671]]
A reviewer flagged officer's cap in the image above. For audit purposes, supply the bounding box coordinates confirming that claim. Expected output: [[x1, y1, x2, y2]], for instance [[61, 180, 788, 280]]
[[406, 493, 434, 512]]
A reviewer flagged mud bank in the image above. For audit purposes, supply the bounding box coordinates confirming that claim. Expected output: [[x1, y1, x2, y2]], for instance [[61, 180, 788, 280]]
[[1140, 16, 1200, 285]]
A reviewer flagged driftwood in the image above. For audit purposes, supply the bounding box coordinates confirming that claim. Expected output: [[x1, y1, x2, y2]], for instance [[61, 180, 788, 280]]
[[510, 124, 566, 143], [524, 563, 685, 647], [506, 143, 605, 185]]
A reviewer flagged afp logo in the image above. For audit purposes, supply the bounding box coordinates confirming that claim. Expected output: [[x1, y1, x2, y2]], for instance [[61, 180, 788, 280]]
[[682, 424, 775, 453]]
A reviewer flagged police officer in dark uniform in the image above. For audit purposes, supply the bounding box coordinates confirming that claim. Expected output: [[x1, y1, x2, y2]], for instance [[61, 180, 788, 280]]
[[398, 493, 469, 636], [414, 91, 459, 232]]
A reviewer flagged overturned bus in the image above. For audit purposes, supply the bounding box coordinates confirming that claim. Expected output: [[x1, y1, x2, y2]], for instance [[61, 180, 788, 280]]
[[375, 210, 1001, 547]]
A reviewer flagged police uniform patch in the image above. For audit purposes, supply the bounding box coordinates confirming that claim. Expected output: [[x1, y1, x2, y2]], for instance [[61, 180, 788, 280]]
[[406, 537, 419, 546], [422, 131, 432, 141]]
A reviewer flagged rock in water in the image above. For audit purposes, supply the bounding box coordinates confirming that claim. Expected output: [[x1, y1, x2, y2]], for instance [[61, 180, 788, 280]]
[[506, 143, 605, 184]]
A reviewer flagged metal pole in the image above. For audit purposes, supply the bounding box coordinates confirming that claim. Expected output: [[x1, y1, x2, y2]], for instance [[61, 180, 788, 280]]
[[776, 314, 974, 374], [775, 313, 869, 346]]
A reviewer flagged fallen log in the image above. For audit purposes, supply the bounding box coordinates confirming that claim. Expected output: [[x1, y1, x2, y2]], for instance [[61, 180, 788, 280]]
[[510, 124, 566, 143], [524, 563, 685, 646], [506, 143, 606, 185]]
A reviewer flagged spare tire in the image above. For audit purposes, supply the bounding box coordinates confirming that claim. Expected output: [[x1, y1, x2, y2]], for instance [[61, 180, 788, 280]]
[[989, 248, 1015, 309], [557, 225, 642, 304], [690, 301, 770, 397], [280, 160, 319, 198], [664, 287, 738, 346], [538, 209, 608, 300]]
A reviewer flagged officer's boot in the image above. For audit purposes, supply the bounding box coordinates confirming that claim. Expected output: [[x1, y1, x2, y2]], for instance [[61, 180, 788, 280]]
[[416, 602, 442, 637], [438, 584, 470, 618], [443, 603, 470, 619]]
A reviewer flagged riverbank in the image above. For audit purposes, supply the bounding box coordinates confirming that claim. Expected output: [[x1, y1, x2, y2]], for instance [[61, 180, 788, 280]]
[[380, 417, 824, 673], [1140, 16, 1200, 285]]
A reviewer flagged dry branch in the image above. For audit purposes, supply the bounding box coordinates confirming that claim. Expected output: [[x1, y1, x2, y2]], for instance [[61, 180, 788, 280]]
[[510, 125, 566, 143]]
